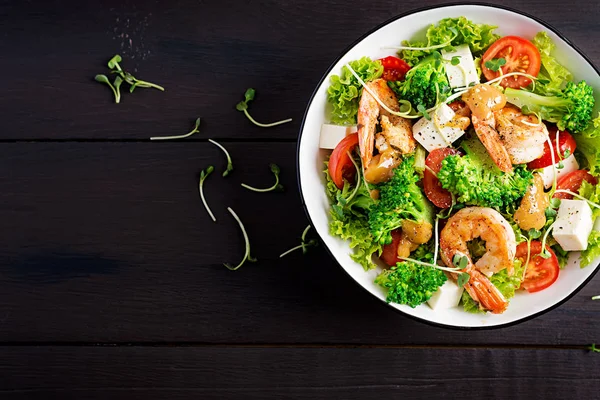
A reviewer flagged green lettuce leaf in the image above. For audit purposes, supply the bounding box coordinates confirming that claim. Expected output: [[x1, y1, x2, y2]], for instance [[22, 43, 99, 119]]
[[532, 31, 573, 95], [325, 157, 380, 270], [581, 231, 600, 268], [574, 114, 600, 176], [326, 57, 383, 125], [462, 260, 523, 313], [579, 180, 600, 219], [401, 17, 499, 66]]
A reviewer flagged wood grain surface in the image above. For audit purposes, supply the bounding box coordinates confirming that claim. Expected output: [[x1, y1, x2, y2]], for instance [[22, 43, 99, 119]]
[[1, 346, 599, 399], [2, 0, 600, 398]]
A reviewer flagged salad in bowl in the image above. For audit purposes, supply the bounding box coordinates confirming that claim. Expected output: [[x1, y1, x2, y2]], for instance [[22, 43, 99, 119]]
[[298, 5, 600, 327]]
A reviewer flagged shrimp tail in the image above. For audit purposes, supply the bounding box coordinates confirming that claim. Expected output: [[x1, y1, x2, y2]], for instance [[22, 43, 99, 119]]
[[464, 267, 508, 314], [471, 115, 513, 173]]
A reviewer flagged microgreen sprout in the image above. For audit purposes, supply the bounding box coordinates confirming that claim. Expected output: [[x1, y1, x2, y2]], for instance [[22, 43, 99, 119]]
[[457, 272, 471, 287], [199, 166, 216, 222], [236, 88, 292, 128], [108, 54, 164, 92], [592, 295, 600, 300], [381, 31, 458, 51], [241, 164, 283, 192], [588, 343, 600, 353], [450, 56, 461, 66], [95, 74, 123, 103], [539, 222, 556, 259], [417, 104, 431, 120], [484, 57, 506, 72], [452, 254, 469, 270], [95, 54, 164, 104], [279, 225, 318, 258], [150, 118, 202, 141], [450, 253, 470, 287], [208, 139, 234, 177], [224, 207, 257, 270]]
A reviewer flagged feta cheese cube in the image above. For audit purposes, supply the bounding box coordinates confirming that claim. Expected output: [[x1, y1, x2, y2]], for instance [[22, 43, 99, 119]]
[[441, 44, 480, 89], [540, 154, 579, 189], [319, 124, 357, 149], [553, 199, 594, 251], [427, 279, 464, 310], [412, 104, 465, 152]]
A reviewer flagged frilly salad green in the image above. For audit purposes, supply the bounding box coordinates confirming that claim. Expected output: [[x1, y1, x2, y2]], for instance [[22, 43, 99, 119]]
[[320, 17, 600, 315]]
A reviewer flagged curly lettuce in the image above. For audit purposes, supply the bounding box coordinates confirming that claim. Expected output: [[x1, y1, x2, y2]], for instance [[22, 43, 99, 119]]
[[581, 231, 600, 268], [401, 17, 499, 66], [574, 114, 600, 176], [325, 158, 380, 270], [532, 31, 573, 95], [326, 57, 383, 125]]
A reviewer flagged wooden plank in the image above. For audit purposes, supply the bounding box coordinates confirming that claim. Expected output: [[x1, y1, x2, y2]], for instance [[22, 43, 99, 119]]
[[0, 0, 599, 140], [2, 142, 600, 345], [0, 346, 599, 399]]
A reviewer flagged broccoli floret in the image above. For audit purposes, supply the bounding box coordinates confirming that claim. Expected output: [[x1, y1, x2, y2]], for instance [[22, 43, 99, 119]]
[[504, 81, 595, 134], [388, 53, 450, 110], [437, 137, 533, 213], [368, 156, 434, 245], [375, 259, 447, 308]]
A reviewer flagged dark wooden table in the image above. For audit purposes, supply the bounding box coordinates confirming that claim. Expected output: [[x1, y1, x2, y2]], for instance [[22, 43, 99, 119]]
[[2, 0, 600, 398]]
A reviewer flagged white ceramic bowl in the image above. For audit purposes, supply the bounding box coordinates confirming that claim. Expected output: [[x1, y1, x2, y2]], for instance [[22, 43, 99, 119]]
[[298, 4, 600, 328]]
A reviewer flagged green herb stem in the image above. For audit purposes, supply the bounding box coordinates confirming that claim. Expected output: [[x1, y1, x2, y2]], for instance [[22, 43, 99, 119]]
[[199, 166, 216, 222], [224, 207, 257, 270], [150, 118, 202, 141], [242, 109, 292, 128], [208, 139, 234, 177], [241, 164, 283, 192]]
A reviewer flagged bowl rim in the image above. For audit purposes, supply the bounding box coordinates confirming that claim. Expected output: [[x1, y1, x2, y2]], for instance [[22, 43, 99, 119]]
[[296, 1, 600, 330]]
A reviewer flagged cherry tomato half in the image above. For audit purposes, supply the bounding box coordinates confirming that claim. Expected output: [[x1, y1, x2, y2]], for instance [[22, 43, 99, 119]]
[[527, 126, 577, 170], [482, 36, 541, 88], [380, 229, 403, 266], [553, 170, 598, 199], [328, 133, 359, 190], [379, 56, 411, 81], [516, 241, 559, 293], [423, 148, 461, 208]]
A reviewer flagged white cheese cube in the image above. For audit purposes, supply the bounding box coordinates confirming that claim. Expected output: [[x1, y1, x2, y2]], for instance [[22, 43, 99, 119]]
[[412, 104, 465, 152], [553, 199, 594, 251], [319, 124, 357, 149], [540, 154, 579, 189], [441, 44, 480, 89], [427, 279, 464, 311]]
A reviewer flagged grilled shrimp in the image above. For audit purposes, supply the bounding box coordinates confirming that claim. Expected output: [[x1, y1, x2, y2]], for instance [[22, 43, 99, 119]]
[[440, 207, 517, 314], [494, 105, 548, 164], [357, 79, 416, 183], [461, 84, 513, 173]]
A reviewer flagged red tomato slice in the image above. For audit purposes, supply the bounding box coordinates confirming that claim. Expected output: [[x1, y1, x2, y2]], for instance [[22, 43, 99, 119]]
[[516, 241, 559, 293], [328, 133, 359, 190], [379, 56, 411, 81], [553, 170, 598, 199], [423, 148, 461, 208], [527, 126, 577, 170], [482, 36, 541, 88], [380, 229, 402, 266]]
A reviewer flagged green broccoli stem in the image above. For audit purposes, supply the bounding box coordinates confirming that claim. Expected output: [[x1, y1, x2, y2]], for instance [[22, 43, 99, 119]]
[[504, 87, 569, 109]]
